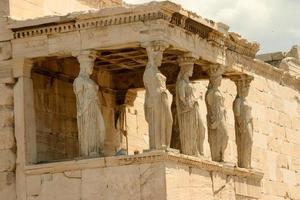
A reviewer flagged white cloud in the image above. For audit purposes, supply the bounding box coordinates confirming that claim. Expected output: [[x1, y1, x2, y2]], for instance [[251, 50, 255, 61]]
[[125, 0, 300, 53]]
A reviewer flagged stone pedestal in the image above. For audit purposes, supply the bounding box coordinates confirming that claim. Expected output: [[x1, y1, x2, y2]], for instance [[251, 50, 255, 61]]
[[25, 152, 263, 200]]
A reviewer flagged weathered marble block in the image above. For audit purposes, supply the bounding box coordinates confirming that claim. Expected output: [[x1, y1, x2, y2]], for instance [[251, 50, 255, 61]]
[[25, 151, 263, 200]]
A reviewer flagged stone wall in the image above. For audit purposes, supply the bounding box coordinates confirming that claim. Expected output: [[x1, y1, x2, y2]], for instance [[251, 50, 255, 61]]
[[0, 73, 16, 200], [32, 72, 79, 162], [7, 0, 122, 20], [0, 0, 9, 16], [0, 17, 16, 200]]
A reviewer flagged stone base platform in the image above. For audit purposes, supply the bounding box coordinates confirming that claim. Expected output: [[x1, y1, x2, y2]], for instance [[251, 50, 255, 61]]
[[25, 151, 263, 200]]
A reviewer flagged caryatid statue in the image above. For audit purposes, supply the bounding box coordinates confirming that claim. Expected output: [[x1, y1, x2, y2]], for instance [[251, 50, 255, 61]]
[[176, 56, 205, 156], [205, 65, 228, 162], [232, 76, 253, 168], [143, 41, 173, 150], [73, 51, 106, 157]]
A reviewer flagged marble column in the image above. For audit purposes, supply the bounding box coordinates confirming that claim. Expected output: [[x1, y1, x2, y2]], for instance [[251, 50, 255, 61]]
[[73, 50, 106, 157], [142, 41, 173, 150], [205, 65, 228, 162], [176, 55, 205, 156], [232, 76, 254, 168], [13, 58, 37, 200]]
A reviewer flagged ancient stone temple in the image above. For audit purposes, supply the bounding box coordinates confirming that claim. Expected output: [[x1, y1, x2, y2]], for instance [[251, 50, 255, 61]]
[[0, 0, 299, 200]]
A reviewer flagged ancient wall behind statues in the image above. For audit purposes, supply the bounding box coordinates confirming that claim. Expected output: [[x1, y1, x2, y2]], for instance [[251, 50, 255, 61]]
[[32, 72, 79, 162]]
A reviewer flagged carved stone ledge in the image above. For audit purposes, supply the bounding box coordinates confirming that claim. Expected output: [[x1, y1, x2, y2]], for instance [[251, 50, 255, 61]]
[[24, 151, 264, 180], [24, 151, 263, 200]]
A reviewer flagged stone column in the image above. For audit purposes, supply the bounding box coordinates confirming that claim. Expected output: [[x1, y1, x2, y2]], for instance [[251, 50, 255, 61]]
[[13, 58, 37, 200], [74, 50, 106, 157], [176, 55, 205, 156], [142, 41, 173, 150], [205, 65, 228, 162], [13, 59, 37, 164], [232, 75, 254, 168]]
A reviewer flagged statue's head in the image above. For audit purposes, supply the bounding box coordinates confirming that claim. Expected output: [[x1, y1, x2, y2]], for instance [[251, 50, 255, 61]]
[[180, 63, 194, 78], [152, 51, 163, 67], [235, 77, 253, 98], [207, 65, 223, 88], [241, 85, 250, 97], [80, 60, 94, 75], [146, 48, 163, 67], [210, 75, 222, 88], [145, 41, 168, 68], [77, 51, 96, 76]]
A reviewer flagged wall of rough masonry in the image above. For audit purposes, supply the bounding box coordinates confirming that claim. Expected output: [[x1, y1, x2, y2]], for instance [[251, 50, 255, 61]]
[[32, 72, 79, 162], [0, 17, 16, 200], [0, 74, 16, 200]]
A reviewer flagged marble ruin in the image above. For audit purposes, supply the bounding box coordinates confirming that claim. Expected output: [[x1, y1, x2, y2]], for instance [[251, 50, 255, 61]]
[[205, 66, 229, 162], [143, 41, 173, 150], [74, 50, 106, 157], [176, 56, 205, 156], [0, 0, 300, 200]]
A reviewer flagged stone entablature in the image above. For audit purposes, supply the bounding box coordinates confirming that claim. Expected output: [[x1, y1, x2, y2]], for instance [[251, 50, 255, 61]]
[[9, 1, 259, 58], [6, 2, 300, 92]]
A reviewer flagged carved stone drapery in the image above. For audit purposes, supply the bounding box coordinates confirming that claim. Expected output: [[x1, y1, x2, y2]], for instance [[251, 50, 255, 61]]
[[115, 90, 137, 155], [176, 56, 205, 156], [232, 76, 254, 168], [142, 41, 173, 150], [205, 65, 228, 162], [73, 50, 106, 157]]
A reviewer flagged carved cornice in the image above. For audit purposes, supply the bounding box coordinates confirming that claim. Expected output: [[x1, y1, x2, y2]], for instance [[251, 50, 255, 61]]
[[12, 11, 168, 39], [11, 2, 259, 58]]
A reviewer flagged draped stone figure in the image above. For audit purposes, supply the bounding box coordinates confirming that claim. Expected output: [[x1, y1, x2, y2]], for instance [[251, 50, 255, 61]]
[[205, 67, 228, 162], [73, 51, 106, 157], [176, 57, 205, 156], [233, 77, 253, 168], [143, 41, 173, 149], [115, 90, 137, 155]]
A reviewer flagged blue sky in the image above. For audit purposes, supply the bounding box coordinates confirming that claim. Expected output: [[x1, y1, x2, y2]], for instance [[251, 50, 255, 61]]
[[125, 0, 300, 54]]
